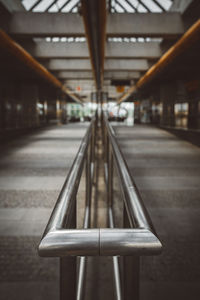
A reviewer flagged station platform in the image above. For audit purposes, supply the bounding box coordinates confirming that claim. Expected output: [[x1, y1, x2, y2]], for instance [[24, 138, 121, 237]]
[[0, 123, 200, 300], [115, 125, 200, 300], [0, 124, 89, 300]]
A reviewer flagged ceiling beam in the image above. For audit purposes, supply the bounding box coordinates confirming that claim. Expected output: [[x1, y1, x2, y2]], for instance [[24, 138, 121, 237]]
[[54, 71, 93, 79], [5, 12, 84, 37], [22, 41, 162, 60], [105, 59, 149, 71], [43, 58, 149, 71], [106, 42, 161, 59], [104, 71, 141, 80], [118, 19, 200, 104], [23, 41, 89, 59], [44, 59, 92, 71], [0, 29, 83, 104], [3, 12, 185, 39], [81, 0, 106, 90], [54, 70, 141, 80], [107, 13, 184, 38]]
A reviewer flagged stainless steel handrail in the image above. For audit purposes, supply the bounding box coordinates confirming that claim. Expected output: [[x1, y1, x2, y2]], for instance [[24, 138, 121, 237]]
[[38, 119, 94, 254], [102, 111, 162, 300], [39, 116, 96, 299], [39, 123, 161, 257], [103, 112, 158, 233], [38, 111, 162, 300]]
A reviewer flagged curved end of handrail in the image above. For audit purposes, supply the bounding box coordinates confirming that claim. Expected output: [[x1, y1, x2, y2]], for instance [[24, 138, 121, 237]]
[[144, 229, 162, 255], [99, 228, 162, 256], [38, 228, 162, 257], [38, 231, 56, 257], [38, 229, 100, 257]]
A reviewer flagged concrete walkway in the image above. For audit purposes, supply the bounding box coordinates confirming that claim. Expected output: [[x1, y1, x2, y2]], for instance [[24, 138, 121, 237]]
[[0, 124, 88, 300], [1, 123, 200, 300], [115, 125, 200, 300]]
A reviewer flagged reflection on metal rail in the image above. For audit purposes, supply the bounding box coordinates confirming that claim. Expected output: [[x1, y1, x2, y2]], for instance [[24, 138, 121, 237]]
[[38, 111, 162, 300]]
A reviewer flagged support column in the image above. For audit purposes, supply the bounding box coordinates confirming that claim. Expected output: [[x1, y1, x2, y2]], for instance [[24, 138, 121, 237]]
[[188, 88, 200, 130], [60, 200, 77, 300], [123, 208, 139, 300], [20, 84, 39, 128], [0, 86, 6, 130], [160, 83, 176, 127], [58, 93, 67, 124]]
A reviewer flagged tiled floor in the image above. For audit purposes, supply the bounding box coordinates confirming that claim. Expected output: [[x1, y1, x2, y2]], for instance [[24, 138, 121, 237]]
[[0, 123, 88, 300], [115, 125, 200, 300], [1, 123, 200, 300]]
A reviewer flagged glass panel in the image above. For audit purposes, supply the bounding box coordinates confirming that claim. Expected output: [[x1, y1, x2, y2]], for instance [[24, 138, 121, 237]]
[[174, 102, 189, 129], [156, 0, 172, 10], [33, 0, 54, 11], [22, 0, 39, 10], [62, 0, 79, 12], [139, 0, 162, 12]]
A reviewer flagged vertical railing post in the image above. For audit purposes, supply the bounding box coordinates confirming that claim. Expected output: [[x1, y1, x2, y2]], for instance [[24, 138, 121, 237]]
[[108, 149, 113, 206], [103, 113, 109, 166], [60, 200, 77, 300], [106, 131, 109, 164], [102, 115, 106, 164], [85, 144, 92, 227], [123, 208, 140, 300], [92, 124, 95, 165], [76, 144, 92, 300], [107, 144, 122, 300]]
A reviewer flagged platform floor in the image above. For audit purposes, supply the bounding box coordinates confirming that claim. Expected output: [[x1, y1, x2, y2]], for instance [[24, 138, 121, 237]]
[[115, 125, 200, 300], [0, 123, 200, 300], [0, 124, 88, 300]]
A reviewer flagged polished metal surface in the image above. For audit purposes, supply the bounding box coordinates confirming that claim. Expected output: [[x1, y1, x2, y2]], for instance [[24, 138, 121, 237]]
[[103, 113, 157, 232], [38, 112, 163, 299], [39, 227, 162, 257], [39, 229, 99, 257], [77, 256, 87, 300], [38, 120, 94, 253], [100, 228, 162, 256], [77, 151, 94, 300], [102, 111, 162, 299], [60, 205, 77, 300], [39, 114, 162, 257], [108, 208, 122, 300]]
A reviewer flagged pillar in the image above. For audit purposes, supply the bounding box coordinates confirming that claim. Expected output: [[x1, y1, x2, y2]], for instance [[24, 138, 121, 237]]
[[188, 86, 200, 130], [20, 84, 39, 128], [160, 82, 176, 127]]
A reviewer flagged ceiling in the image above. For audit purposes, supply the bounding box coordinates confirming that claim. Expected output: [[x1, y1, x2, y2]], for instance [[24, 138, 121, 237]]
[[0, 0, 199, 103]]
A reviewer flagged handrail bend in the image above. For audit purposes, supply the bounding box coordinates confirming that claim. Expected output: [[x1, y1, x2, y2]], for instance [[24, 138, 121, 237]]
[[38, 113, 162, 257], [38, 112, 162, 300]]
